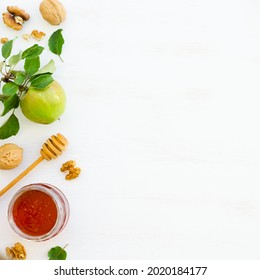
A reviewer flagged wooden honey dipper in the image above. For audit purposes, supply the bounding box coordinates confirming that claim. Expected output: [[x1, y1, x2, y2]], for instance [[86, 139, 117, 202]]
[[0, 133, 68, 197]]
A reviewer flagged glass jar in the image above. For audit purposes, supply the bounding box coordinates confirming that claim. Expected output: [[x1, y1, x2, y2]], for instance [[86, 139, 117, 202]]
[[8, 183, 70, 241]]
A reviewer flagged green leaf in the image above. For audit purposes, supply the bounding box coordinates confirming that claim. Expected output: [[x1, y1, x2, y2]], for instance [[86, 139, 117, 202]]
[[8, 51, 22, 67], [48, 29, 64, 59], [14, 72, 26, 86], [24, 57, 40, 76], [22, 44, 44, 59], [30, 74, 54, 89], [2, 40, 13, 59], [0, 113, 19, 139], [48, 246, 67, 260], [2, 94, 19, 116], [2, 82, 19, 95], [35, 59, 56, 75]]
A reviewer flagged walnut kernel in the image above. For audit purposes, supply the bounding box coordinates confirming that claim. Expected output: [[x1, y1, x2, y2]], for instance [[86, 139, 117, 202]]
[[2, 6, 30, 30], [2, 13, 21, 30], [60, 160, 81, 180], [6, 242, 26, 260], [22, 34, 31, 40], [0, 37, 8, 44], [65, 167, 81, 180], [7, 6, 30, 21], [31, 30, 46, 40]]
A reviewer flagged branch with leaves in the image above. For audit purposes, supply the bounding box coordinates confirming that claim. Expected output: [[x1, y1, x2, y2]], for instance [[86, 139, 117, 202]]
[[0, 29, 64, 139]]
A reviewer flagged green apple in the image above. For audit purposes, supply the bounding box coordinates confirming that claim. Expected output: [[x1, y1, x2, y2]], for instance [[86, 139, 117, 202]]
[[20, 80, 66, 124]]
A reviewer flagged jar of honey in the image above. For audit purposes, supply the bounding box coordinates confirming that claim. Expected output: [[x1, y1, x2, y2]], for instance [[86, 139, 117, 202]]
[[8, 183, 70, 241]]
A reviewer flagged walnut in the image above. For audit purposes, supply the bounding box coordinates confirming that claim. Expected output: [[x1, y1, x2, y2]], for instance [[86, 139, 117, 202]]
[[6, 242, 26, 260], [22, 34, 31, 40], [0, 37, 8, 44], [2, 6, 30, 30], [39, 0, 66, 25], [0, 143, 23, 170], [31, 29, 46, 40], [7, 6, 30, 21], [60, 160, 76, 172], [61, 160, 81, 180], [2, 13, 21, 30]]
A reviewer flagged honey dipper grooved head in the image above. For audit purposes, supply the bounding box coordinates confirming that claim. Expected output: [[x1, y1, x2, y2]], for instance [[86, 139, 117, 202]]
[[40, 133, 68, 160]]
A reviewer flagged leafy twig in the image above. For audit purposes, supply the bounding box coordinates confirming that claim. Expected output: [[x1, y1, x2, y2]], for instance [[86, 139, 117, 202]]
[[0, 29, 65, 139]]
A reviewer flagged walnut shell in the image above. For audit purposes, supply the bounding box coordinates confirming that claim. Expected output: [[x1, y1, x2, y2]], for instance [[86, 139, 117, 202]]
[[39, 0, 66, 25], [0, 143, 23, 170]]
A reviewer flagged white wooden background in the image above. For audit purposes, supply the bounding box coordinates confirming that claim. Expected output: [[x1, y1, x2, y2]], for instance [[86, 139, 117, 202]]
[[1, 0, 260, 259]]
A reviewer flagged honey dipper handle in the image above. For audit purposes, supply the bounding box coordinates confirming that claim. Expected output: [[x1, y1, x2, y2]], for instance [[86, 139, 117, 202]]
[[0, 156, 44, 197]]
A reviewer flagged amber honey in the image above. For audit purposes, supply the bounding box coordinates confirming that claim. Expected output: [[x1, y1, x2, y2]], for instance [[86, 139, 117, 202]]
[[8, 183, 69, 241]]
